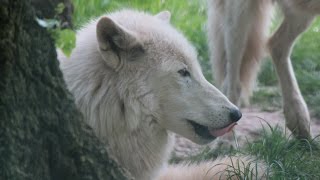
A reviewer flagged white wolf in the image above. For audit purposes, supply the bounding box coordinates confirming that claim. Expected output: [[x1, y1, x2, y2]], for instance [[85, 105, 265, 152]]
[[59, 9, 267, 179], [208, 0, 320, 139]]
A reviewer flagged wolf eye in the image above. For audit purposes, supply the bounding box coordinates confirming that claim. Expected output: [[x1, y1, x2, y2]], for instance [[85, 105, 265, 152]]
[[178, 68, 190, 77]]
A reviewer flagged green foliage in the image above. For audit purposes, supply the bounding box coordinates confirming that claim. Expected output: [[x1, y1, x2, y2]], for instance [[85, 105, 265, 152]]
[[37, 21, 76, 57], [52, 29, 76, 56], [55, 3, 66, 15]]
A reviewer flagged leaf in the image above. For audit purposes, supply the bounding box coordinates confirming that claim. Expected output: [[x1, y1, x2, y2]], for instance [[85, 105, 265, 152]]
[[55, 3, 65, 15], [55, 29, 76, 57], [35, 17, 60, 29]]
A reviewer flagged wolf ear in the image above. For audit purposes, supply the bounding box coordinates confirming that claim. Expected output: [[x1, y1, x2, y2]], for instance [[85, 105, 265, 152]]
[[96, 17, 143, 70], [155, 11, 171, 23]]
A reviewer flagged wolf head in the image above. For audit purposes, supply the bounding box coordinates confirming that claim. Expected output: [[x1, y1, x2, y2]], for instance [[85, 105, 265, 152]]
[[94, 10, 241, 145]]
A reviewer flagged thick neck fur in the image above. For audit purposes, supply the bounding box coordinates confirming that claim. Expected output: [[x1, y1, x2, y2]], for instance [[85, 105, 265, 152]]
[[60, 40, 172, 180]]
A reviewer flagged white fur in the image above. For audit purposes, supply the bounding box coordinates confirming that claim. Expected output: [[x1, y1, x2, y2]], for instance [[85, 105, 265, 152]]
[[59, 9, 265, 179], [208, 0, 320, 138], [158, 156, 268, 180]]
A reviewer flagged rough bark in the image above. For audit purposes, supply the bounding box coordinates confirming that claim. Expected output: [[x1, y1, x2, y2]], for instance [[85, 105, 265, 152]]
[[0, 0, 131, 179]]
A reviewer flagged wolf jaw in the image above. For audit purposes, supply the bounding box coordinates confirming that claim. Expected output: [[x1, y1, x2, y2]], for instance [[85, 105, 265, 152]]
[[188, 120, 237, 140]]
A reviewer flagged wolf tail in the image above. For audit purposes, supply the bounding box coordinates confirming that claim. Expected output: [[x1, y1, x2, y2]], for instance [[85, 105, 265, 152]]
[[157, 155, 270, 180], [208, 0, 273, 105]]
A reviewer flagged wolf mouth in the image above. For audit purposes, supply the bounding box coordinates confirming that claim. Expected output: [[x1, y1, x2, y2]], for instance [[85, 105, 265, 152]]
[[187, 120, 237, 140], [187, 120, 215, 140]]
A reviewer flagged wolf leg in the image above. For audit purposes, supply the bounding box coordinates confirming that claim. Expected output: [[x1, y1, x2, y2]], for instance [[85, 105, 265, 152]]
[[268, 6, 314, 138], [221, 0, 263, 106]]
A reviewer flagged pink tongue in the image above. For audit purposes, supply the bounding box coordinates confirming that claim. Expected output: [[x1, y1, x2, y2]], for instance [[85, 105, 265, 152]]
[[209, 123, 237, 137]]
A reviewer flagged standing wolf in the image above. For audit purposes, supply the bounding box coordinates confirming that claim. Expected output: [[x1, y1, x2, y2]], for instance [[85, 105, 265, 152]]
[[59, 9, 267, 179], [208, 0, 320, 139]]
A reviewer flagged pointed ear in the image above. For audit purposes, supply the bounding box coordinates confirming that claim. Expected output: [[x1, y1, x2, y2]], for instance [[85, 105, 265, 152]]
[[155, 11, 171, 23], [96, 17, 143, 70]]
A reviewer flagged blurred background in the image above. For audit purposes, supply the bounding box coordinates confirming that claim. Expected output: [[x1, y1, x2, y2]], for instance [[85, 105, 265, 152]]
[[70, 0, 320, 117]]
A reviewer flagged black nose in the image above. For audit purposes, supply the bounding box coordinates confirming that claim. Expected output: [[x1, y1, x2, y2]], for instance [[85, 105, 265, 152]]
[[230, 109, 242, 122]]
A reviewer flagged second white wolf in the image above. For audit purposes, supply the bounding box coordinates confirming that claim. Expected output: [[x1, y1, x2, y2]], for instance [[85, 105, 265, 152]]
[[208, 0, 320, 139]]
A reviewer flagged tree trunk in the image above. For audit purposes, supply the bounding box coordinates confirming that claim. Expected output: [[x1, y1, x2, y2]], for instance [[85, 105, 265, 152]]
[[0, 0, 131, 179]]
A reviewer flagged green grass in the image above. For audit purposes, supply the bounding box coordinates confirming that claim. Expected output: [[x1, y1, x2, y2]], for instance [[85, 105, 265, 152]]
[[171, 126, 320, 179], [246, 127, 320, 179]]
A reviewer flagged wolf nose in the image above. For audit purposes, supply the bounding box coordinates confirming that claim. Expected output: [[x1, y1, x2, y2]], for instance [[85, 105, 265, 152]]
[[230, 109, 242, 122]]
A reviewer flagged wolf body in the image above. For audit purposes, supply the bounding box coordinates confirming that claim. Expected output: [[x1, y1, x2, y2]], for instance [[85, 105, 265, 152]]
[[208, 0, 320, 138], [59, 9, 265, 179]]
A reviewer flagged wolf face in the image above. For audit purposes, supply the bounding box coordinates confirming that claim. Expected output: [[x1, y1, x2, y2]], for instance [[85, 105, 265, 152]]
[[95, 10, 241, 144]]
